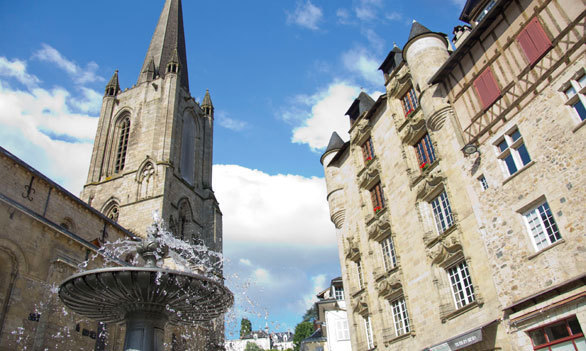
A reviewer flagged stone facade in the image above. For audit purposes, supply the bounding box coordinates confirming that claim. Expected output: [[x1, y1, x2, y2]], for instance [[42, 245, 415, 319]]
[[0, 0, 226, 349], [321, 0, 585, 350]]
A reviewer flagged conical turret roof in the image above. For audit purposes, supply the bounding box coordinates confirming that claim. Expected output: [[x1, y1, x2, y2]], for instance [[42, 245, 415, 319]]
[[324, 132, 344, 154], [137, 0, 190, 91], [408, 20, 432, 41], [106, 70, 120, 91]]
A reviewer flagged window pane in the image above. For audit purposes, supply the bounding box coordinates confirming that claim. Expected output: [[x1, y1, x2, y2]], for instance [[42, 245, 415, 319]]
[[517, 143, 532, 165], [569, 318, 583, 335], [538, 202, 561, 243], [546, 321, 571, 342], [550, 340, 579, 351], [572, 100, 586, 121], [565, 86, 577, 98], [511, 129, 521, 141], [504, 154, 518, 175], [498, 140, 509, 152], [578, 74, 586, 88], [529, 329, 547, 346]]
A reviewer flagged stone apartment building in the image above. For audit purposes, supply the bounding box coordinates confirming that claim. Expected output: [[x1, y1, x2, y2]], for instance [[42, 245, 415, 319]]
[[0, 0, 226, 349], [321, 0, 585, 350]]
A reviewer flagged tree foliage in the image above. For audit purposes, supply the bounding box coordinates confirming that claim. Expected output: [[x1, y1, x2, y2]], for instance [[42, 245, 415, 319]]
[[240, 318, 252, 338], [302, 306, 317, 322], [244, 342, 263, 351], [293, 321, 314, 351]]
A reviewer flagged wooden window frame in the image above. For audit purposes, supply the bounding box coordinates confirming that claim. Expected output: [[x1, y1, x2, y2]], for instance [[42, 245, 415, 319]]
[[362, 137, 375, 164], [431, 191, 454, 234], [390, 297, 411, 337], [495, 127, 532, 177], [523, 201, 561, 252], [401, 87, 419, 118], [415, 133, 437, 170], [370, 182, 385, 213], [447, 260, 475, 309], [517, 17, 552, 66], [528, 316, 584, 350]]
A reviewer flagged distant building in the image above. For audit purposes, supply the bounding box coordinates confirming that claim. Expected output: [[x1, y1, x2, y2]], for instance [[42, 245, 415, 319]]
[[301, 277, 352, 351], [321, 0, 585, 350], [225, 330, 293, 351]]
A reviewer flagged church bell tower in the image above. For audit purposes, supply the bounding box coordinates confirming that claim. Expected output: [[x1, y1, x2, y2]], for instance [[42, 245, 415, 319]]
[[81, 0, 221, 255]]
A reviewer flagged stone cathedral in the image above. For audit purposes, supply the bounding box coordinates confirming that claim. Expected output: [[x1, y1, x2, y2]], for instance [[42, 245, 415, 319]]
[[0, 0, 225, 350]]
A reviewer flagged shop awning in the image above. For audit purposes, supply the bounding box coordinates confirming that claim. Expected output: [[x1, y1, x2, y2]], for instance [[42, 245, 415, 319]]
[[423, 319, 498, 351]]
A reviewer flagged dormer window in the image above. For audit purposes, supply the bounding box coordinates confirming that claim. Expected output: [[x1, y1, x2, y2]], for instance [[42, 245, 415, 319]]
[[475, 0, 496, 23]]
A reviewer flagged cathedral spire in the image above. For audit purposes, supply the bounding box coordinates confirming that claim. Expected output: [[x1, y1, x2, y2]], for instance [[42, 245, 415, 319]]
[[105, 70, 120, 96], [202, 89, 214, 118], [137, 0, 190, 91]]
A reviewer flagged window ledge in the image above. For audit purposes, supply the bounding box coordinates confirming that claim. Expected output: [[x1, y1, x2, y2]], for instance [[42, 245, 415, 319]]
[[375, 266, 400, 282], [441, 301, 481, 323], [572, 118, 586, 133], [383, 331, 415, 345], [351, 288, 366, 298], [502, 161, 536, 185], [410, 159, 440, 187], [527, 239, 566, 260]]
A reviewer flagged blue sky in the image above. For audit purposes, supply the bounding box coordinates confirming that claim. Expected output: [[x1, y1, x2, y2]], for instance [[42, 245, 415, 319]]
[[0, 0, 467, 338]]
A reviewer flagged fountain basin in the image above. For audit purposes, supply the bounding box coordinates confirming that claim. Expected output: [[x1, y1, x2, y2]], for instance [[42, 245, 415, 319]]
[[59, 267, 233, 350], [59, 267, 233, 324]]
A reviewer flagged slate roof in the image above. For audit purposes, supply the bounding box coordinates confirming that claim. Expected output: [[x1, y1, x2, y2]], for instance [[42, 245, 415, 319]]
[[408, 20, 433, 41], [301, 328, 326, 343], [138, 0, 190, 91], [345, 92, 375, 120], [378, 44, 403, 74], [459, 0, 484, 23], [106, 70, 120, 92]]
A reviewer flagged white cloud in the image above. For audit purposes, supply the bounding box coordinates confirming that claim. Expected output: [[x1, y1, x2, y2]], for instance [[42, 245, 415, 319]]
[[299, 274, 327, 310], [354, 0, 383, 21], [386, 11, 403, 22], [288, 81, 359, 150], [0, 57, 40, 88], [240, 258, 253, 266], [217, 112, 249, 131], [0, 60, 98, 193], [213, 164, 334, 246], [336, 8, 352, 24], [33, 44, 104, 84], [70, 87, 103, 114], [286, 0, 323, 30], [342, 48, 381, 86]]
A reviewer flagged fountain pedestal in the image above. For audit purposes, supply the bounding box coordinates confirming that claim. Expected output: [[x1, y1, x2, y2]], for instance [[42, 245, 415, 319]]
[[124, 311, 167, 351]]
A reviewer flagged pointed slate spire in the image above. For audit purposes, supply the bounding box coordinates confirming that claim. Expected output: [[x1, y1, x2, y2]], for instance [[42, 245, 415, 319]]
[[138, 0, 190, 91], [201, 89, 214, 117], [202, 89, 213, 107], [408, 20, 432, 41], [105, 70, 120, 96], [325, 132, 344, 154], [141, 57, 157, 82]]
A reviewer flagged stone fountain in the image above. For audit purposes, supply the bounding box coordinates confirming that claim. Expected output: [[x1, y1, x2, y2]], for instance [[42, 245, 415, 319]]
[[58, 220, 233, 351]]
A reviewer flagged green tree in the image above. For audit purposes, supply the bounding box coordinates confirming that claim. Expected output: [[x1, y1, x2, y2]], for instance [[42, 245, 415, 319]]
[[240, 318, 252, 338], [244, 342, 263, 351], [293, 321, 314, 351], [302, 306, 317, 322]]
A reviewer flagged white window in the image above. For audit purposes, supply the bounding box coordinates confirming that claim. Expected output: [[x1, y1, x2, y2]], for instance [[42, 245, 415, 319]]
[[562, 72, 586, 122], [448, 261, 475, 309], [495, 127, 532, 176], [335, 319, 350, 341], [431, 191, 454, 234], [479, 175, 489, 191], [523, 201, 561, 251], [391, 298, 411, 336], [364, 316, 374, 349], [334, 286, 344, 301], [356, 261, 364, 289], [381, 236, 397, 271]]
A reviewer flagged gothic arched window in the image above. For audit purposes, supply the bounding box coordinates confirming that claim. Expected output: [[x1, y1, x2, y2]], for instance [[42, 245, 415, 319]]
[[138, 162, 155, 199], [115, 118, 130, 173], [180, 114, 196, 185], [103, 201, 120, 223]]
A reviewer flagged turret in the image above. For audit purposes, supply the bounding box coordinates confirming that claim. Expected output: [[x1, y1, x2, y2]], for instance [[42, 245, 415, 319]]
[[321, 132, 346, 229], [403, 20, 452, 129], [202, 89, 214, 118], [105, 70, 120, 97]]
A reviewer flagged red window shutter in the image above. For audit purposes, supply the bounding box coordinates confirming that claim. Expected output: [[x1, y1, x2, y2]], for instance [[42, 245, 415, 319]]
[[474, 67, 501, 109], [517, 17, 552, 65]]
